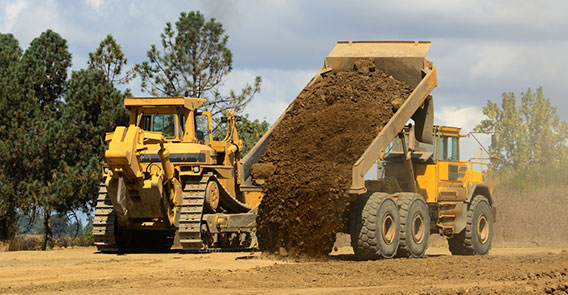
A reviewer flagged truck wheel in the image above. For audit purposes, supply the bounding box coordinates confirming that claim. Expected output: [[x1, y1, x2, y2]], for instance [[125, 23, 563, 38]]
[[448, 195, 493, 255], [397, 193, 430, 258], [204, 181, 220, 212], [350, 192, 400, 259]]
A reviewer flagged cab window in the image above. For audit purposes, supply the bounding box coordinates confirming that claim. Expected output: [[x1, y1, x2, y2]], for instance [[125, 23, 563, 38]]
[[139, 113, 177, 139], [178, 113, 185, 138], [438, 136, 459, 161], [195, 114, 209, 141]]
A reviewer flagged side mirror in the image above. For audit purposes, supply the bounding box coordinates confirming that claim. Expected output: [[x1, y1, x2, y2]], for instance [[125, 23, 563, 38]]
[[221, 116, 228, 123], [235, 115, 243, 122]]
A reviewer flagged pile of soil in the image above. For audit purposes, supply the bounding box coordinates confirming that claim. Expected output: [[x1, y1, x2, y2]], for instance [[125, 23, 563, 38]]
[[254, 59, 414, 257]]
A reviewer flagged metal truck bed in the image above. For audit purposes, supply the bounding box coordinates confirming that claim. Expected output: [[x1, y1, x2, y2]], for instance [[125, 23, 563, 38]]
[[241, 41, 438, 194]]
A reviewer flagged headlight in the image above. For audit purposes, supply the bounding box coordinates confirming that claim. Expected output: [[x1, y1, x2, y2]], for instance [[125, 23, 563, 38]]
[[193, 166, 200, 173]]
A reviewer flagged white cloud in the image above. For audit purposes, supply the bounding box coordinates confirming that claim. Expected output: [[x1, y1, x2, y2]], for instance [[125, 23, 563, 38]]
[[435, 105, 490, 160], [2, 0, 26, 32], [435, 105, 485, 133], [220, 68, 314, 123], [84, 0, 105, 13], [4, 0, 568, 124], [127, 2, 140, 16]]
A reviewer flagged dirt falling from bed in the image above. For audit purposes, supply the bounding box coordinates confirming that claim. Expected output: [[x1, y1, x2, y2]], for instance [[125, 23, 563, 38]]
[[253, 59, 413, 257]]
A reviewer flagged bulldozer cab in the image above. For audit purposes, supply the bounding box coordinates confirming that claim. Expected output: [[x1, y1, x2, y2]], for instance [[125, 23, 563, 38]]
[[124, 97, 212, 143], [138, 110, 181, 139]]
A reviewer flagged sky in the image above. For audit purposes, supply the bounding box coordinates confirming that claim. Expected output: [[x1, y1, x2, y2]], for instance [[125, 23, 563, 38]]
[[2, 0, 567, 158]]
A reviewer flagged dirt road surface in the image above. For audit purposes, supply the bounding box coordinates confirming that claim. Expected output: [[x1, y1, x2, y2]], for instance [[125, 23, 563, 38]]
[[1, 245, 567, 295]]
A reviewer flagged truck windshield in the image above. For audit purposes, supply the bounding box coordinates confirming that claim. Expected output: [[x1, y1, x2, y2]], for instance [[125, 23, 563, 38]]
[[438, 136, 459, 161], [139, 113, 177, 139]]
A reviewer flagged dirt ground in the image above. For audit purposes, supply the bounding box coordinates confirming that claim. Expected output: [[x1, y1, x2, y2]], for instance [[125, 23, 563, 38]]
[[1, 242, 567, 295]]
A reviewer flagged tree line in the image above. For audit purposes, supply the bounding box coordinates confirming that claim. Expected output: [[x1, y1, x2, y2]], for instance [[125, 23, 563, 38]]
[[0, 11, 269, 248], [475, 87, 568, 173]]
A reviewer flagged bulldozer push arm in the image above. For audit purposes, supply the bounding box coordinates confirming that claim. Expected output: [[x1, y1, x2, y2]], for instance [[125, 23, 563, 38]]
[[104, 126, 183, 228]]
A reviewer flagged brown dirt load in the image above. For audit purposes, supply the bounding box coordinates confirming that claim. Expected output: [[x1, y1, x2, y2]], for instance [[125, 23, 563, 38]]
[[255, 59, 414, 257], [250, 163, 276, 185]]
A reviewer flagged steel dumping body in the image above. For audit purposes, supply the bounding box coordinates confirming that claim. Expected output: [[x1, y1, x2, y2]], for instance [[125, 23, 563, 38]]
[[241, 41, 438, 195]]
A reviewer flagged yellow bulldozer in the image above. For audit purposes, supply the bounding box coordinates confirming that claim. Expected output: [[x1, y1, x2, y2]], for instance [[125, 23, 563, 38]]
[[95, 41, 494, 257], [94, 97, 262, 252]]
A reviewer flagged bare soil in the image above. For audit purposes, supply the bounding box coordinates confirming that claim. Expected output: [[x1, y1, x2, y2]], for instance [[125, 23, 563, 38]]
[[256, 59, 413, 257], [1, 245, 567, 294]]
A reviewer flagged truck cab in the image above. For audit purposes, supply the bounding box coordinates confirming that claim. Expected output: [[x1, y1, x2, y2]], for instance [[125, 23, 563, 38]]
[[376, 124, 493, 255]]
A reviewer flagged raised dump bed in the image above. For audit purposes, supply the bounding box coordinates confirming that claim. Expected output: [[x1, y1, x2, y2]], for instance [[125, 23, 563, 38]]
[[246, 41, 494, 259], [242, 40, 437, 192]]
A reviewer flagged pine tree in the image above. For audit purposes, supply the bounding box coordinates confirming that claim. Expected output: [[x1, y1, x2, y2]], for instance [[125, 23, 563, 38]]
[[0, 33, 24, 241], [134, 11, 261, 126], [1, 31, 131, 247], [88, 34, 135, 85], [54, 69, 128, 219], [18, 30, 72, 249]]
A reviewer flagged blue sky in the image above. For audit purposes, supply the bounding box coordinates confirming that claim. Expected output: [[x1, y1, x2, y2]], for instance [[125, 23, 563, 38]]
[[2, 0, 568, 157]]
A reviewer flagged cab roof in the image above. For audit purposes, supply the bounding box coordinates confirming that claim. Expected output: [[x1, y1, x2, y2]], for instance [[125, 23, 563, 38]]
[[434, 125, 462, 136], [124, 97, 206, 111]]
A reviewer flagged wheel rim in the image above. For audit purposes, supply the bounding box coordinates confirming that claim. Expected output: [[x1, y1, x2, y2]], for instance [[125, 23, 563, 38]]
[[382, 214, 395, 245], [412, 213, 425, 244], [477, 214, 489, 244]]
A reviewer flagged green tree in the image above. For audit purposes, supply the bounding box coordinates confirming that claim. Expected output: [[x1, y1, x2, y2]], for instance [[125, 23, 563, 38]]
[[0, 33, 24, 241], [475, 87, 568, 171], [18, 30, 72, 249], [53, 69, 129, 221], [88, 34, 135, 85], [134, 11, 261, 126], [213, 116, 270, 156], [0, 31, 130, 249], [236, 117, 270, 155]]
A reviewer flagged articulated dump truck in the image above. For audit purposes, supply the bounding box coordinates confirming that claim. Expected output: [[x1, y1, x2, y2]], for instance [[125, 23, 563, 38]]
[[95, 41, 494, 257], [245, 41, 495, 258]]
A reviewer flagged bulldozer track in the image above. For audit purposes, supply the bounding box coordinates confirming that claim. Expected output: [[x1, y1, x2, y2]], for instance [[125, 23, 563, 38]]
[[179, 174, 257, 253], [93, 184, 118, 253], [94, 175, 255, 253], [178, 175, 209, 252]]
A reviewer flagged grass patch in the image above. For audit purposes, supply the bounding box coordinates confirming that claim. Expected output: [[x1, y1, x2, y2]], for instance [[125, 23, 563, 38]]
[[1, 228, 93, 252]]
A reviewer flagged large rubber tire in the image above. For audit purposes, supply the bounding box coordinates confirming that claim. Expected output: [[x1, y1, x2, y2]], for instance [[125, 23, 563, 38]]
[[350, 192, 400, 259], [396, 193, 430, 258], [448, 195, 493, 255]]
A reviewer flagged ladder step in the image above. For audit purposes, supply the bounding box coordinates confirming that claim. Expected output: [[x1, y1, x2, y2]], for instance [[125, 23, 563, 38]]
[[438, 202, 457, 205], [180, 238, 202, 244], [183, 186, 206, 191], [438, 214, 456, 218], [180, 209, 202, 214]]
